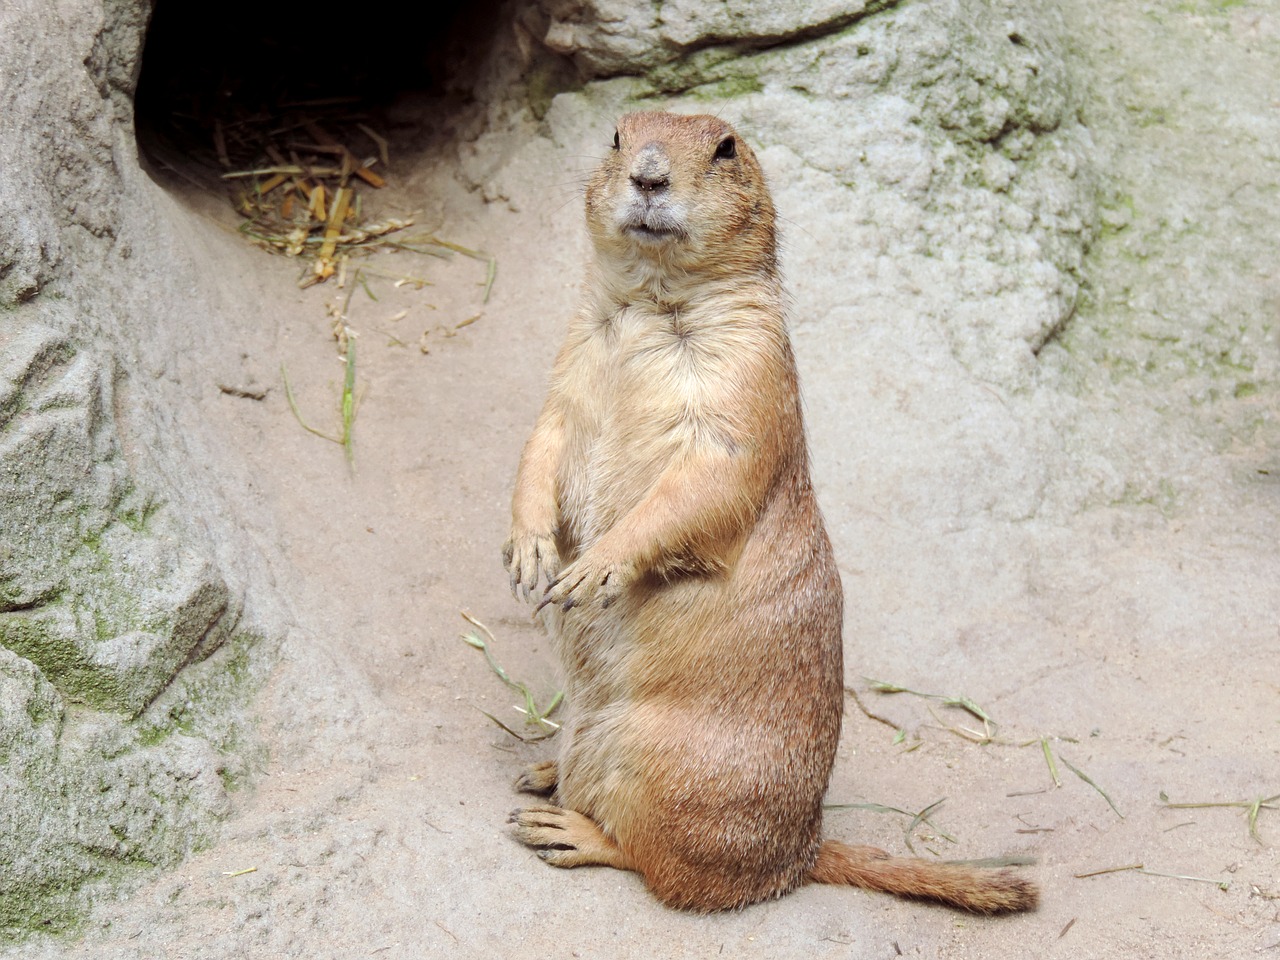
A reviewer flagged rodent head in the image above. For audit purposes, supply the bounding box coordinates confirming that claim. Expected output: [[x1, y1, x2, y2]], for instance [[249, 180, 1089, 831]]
[[584, 112, 778, 287]]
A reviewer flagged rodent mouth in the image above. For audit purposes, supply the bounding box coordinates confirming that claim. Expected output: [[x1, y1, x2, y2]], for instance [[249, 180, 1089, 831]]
[[617, 198, 686, 245], [623, 223, 682, 243]]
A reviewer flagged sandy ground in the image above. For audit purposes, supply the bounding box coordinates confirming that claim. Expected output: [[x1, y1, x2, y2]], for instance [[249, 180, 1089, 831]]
[[8, 2, 1280, 957]]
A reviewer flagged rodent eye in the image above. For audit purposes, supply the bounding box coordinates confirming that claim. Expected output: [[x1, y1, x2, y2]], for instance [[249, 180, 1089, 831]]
[[612, 130, 620, 151], [714, 136, 737, 160]]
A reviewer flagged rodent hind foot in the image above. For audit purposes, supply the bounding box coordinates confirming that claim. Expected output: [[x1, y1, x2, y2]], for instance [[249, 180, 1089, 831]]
[[508, 804, 632, 871], [514, 760, 559, 795]]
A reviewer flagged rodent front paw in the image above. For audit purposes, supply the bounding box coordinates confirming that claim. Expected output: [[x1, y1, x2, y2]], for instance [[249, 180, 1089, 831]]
[[503, 531, 560, 601], [536, 553, 635, 612]]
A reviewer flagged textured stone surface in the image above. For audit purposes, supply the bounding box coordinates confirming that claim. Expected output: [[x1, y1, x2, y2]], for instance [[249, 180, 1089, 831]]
[[0, 320, 238, 715], [0, 0, 275, 937], [532, 0, 886, 76], [0, 638, 262, 932]]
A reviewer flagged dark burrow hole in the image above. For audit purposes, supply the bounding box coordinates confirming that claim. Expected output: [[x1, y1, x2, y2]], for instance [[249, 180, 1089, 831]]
[[131, 0, 575, 267], [135, 0, 495, 168]]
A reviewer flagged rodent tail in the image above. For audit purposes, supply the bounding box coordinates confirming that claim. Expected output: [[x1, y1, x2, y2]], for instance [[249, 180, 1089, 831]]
[[809, 841, 1039, 914]]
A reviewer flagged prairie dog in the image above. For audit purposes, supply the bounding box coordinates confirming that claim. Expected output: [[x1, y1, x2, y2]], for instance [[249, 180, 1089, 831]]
[[502, 111, 1037, 913]]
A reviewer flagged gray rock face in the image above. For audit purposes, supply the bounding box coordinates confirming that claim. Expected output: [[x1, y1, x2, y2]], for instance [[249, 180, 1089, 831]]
[[533, 0, 885, 76], [0, 320, 238, 715], [0, 0, 132, 306], [0, 0, 272, 936], [0, 641, 251, 932]]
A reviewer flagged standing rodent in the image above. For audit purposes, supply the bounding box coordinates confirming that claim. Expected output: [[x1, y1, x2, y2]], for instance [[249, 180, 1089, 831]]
[[502, 111, 1037, 914]]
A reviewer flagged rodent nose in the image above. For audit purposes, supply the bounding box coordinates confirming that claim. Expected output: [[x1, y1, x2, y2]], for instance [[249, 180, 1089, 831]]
[[630, 172, 669, 193], [630, 144, 671, 193]]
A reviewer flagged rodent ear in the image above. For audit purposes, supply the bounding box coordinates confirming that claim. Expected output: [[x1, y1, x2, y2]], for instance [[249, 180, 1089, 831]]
[[612, 129, 620, 151], [714, 136, 737, 160]]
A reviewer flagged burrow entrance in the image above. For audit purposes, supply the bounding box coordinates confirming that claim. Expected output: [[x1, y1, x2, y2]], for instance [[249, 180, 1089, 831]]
[[131, 0, 571, 286]]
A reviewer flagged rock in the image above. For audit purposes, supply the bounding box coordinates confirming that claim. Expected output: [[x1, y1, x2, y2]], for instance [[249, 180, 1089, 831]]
[[0, 320, 238, 716], [0, 643, 255, 933], [534, 0, 882, 77], [0, 0, 273, 936]]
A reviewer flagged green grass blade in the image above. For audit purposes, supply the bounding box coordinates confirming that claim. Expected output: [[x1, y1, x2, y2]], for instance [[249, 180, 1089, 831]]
[[281, 363, 341, 444], [1060, 754, 1123, 819], [1041, 737, 1061, 787], [905, 798, 948, 854]]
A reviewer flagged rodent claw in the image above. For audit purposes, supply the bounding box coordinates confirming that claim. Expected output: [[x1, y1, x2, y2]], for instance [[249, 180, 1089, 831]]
[[504, 532, 564, 606]]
